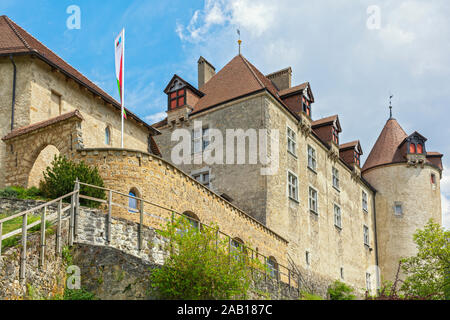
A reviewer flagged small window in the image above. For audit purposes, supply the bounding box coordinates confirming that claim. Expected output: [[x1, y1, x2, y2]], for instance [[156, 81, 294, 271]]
[[128, 190, 138, 212], [193, 126, 210, 153], [417, 143, 423, 154], [332, 127, 339, 145], [168, 88, 186, 110], [362, 191, 368, 212], [267, 257, 279, 279], [105, 127, 111, 145], [394, 203, 403, 216], [354, 152, 361, 167], [231, 238, 245, 261], [332, 167, 340, 190], [287, 126, 297, 156], [193, 171, 210, 188], [182, 211, 200, 230], [307, 145, 317, 171], [288, 171, 299, 201], [302, 96, 311, 117], [363, 225, 370, 246], [306, 251, 310, 266], [366, 273, 372, 292], [409, 143, 416, 154], [309, 187, 318, 214], [431, 174, 436, 185], [334, 205, 342, 229], [340, 267, 344, 280]]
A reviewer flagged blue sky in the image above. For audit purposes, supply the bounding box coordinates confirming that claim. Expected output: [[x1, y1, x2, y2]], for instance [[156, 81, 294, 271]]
[[1, 0, 449, 227]]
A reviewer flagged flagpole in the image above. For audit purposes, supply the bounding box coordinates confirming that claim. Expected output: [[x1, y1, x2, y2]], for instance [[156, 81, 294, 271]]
[[121, 28, 125, 148]]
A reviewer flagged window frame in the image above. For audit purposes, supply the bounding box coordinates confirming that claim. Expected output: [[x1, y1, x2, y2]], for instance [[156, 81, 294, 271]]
[[394, 203, 403, 216], [366, 272, 372, 292], [362, 190, 368, 213], [332, 167, 340, 191], [307, 145, 317, 172], [168, 88, 186, 110], [363, 225, 370, 246], [192, 126, 210, 154], [192, 170, 211, 188], [287, 170, 299, 202], [287, 126, 297, 157], [309, 186, 318, 214], [334, 204, 342, 229], [332, 126, 339, 145], [105, 126, 111, 146]]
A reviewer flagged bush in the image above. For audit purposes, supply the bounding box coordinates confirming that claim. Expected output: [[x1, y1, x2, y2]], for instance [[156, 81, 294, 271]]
[[39, 155, 106, 207], [327, 280, 356, 300], [0, 186, 44, 200]]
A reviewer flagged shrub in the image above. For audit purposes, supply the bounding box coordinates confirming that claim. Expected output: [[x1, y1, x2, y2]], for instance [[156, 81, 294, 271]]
[[150, 216, 263, 300], [0, 186, 44, 200], [39, 155, 105, 207], [327, 280, 356, 300]]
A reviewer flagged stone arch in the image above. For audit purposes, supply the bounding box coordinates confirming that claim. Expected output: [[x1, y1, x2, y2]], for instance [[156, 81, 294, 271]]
[[1, 111, 83, 187], [182, 211, 200, 229], [128, 187, 141, 212], [27, 144, 60, 188]]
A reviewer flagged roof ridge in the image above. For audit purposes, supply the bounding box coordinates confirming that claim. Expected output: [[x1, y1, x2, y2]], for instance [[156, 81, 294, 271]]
[[239, 55, 266, 90], [2, 16, 32, 51]]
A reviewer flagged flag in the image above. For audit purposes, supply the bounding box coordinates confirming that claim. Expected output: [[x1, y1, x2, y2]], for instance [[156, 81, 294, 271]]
[[115, 29, 127, 119]]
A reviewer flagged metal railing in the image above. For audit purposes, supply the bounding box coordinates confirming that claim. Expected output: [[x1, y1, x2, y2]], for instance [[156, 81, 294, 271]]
[[0, 180, 302, 293]]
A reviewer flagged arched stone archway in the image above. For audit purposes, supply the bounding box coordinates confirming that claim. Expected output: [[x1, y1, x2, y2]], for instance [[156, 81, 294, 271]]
[[1, 110, 83, 187], [28, 145, 60, 188]]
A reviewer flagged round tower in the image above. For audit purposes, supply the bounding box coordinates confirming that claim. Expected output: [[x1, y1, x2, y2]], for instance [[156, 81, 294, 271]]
[[362, 116, 443, 283]]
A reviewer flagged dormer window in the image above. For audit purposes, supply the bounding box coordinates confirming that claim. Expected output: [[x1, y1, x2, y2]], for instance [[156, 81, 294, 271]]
[[302, 96, 311, 117], [332, 127, 339, 145], [409, 143, 416, 154], [405, 132, 427, 155], [354, 152, 361, 167], [169, 88, 186, 110], [417, 143, 423, 154]]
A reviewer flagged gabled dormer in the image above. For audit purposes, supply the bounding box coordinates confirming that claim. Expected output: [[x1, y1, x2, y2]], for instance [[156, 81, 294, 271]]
[[164, 75, 204, 126], [399, 131, 428, 166], [312, 115, 342, 147], [278, 82, 315, 118], [340, 141, 363, 168]]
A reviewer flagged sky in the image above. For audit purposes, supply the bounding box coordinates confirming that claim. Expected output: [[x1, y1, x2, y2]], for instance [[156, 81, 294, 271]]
[[1, 0, 449, 228]]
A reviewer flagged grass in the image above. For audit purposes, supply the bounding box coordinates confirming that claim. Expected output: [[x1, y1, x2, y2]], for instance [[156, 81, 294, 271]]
[[0, 213, 51, 250], [0, 186, 48, 201]]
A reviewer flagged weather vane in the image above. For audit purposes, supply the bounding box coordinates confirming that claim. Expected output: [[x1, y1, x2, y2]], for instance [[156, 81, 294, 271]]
[[237, 29, 242, 55], [389, 93, 394, 119]]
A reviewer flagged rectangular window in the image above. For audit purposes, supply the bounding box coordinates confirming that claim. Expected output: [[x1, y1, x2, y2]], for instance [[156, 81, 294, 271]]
[[193, 126, 209, 153], [193, 171, 210, 188], [287, 127, 297, 156], [340, 267, 344, 280], [334, 205, 342, 229], [332, 127, 339, 145], [394, 203, 403, 216], [309, 187, 318, 214], [287, 171, 299, 202], [364, 225, 370, 246], [306, 251, 310, 266], [332, 167, 340, 190], [168, 88, 186, 110], [362, 191, 368, 212], [307, 145, 317, 171], [354, 152, 361, 167]]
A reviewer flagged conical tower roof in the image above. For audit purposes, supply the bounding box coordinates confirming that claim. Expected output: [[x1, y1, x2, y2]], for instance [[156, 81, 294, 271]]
[[362, 118, 408, 172]]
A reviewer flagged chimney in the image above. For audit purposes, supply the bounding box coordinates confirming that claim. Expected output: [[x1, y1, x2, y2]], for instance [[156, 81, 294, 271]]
[[266, 67, 292, 91], [198, 56, 216, 89]]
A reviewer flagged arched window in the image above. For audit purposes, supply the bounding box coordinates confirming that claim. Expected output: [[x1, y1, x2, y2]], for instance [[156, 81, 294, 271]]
[[417, 143, 423, 154], [267, 256, 279, 279], [182, 211, 200, 230], [105, 126, 111, 145], [409, 143, 416, 154], [128, 188, 140, 213]]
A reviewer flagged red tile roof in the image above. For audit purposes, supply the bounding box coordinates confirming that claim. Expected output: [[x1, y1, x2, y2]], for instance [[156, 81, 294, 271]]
[[0, 15, 159, 136], [362, 119, 408, 172], [2, 110, 83, 141], [278, 82, 309, 97]]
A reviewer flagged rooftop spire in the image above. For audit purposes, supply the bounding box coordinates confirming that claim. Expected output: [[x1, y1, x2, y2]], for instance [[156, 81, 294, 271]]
[[237, 29, 242, 55], [389, 94, 394, 119]]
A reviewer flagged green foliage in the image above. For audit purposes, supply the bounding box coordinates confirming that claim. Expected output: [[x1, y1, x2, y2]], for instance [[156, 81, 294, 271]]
[[400, 220, 450, 300], [0, 213, 45, 249], [0, 186, 45, 200], [150, 216, 262, 300], [39, 155, 106, 207], [62, 246, 73, 266], [327, 280, 356, 300], [63, 288, 97, 300], [300, 291, 324, 300]]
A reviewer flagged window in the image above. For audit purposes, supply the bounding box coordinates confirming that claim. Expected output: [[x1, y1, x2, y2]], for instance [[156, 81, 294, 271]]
[[51, 91, 62, 116], [231, 238, 245, 261], [105, 127, 111, 145], [182, 211, 200, 230], [309, 187, 318, 214], [332, 167, 340, 190], [193, 126, 210, 153], [193, 171, 210, 188], [302, 96, 311, 117], [354, 152, 361, 167], [307, 145, 317, 171], [168, 88, 186, 110], [394, 203, 403, 216], [332, 127, 339, 145], [334, 205, 342, 229], [366, 273, 372, 292], [287, 171, 299, 201], [267, 257, 279, 279], [417, 143, 423, 154], [409, 143, 416, 154], [363, 225, 370, 246], [128, 190, 138, 213], [340, 267, 344, 280], [431, 174, 436, 185], [306, 251, 310, 266], [287, 126, 297, 156], [362, 191, 368, 212]]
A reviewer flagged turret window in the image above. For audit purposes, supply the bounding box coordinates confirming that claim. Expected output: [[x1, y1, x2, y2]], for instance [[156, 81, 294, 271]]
[[431, 174, 436, 185], [417, 143, 423, 154], [409, 143, 416, 154]]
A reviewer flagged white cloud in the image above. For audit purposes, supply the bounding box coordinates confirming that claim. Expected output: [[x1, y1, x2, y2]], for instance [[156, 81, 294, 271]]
[[441, 166, 450, 229], [145, 112, 166, 124]]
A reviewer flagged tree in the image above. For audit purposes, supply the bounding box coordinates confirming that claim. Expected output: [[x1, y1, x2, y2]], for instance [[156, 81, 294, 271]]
[[150, 216, 263, 300], [39, 155, 105, 207], [400, 220, 450, 300], [327, 280, 355, 300]]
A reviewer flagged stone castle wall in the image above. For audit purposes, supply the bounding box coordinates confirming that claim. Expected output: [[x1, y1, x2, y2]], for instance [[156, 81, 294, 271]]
[[363, 163, 442, 282]]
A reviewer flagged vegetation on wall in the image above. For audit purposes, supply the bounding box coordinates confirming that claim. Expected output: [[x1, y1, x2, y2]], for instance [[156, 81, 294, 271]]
[[327, 280, 356, 300], [39, 155, 106, 207], [0, 186, 45, 200], [150, 216, 265, 300]]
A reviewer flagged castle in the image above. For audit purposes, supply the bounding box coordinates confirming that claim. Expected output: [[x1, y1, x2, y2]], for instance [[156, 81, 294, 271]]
[[0, 16, 443, 296]]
